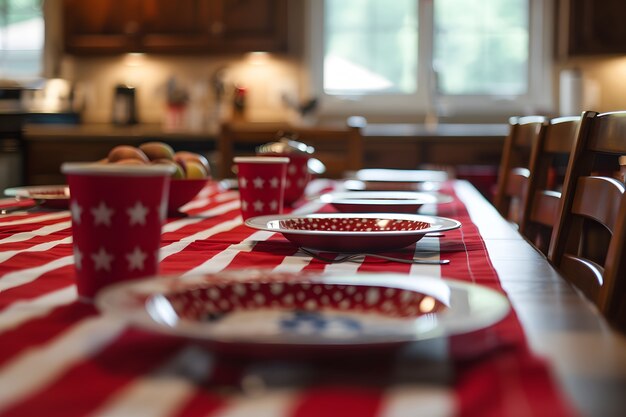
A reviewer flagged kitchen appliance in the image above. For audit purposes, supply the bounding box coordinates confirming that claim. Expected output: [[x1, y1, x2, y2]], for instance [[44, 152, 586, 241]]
[[112, 84, 138, 125]]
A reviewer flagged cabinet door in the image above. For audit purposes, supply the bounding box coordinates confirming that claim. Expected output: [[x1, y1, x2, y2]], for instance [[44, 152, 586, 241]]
[[211, 0, 288, 53], [140, 0, 212, 52], [63, 0, 142, 54], [567, 0, 626, 55]]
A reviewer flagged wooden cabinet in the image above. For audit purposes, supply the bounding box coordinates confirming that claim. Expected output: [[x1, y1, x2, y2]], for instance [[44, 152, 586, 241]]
[[561, 0, 626, 56], [63, 0, 142, 54], [210, 0, 288, 53], [63, 0, 288, 55]]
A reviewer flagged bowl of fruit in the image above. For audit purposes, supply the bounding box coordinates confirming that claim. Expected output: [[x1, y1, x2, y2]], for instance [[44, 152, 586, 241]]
[[104, 141, 211, 214]]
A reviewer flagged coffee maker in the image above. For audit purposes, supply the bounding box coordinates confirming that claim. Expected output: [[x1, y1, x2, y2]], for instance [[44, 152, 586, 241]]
[[112, 84, 138, 125]]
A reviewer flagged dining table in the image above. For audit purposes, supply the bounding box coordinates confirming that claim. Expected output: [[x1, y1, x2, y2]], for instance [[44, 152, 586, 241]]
[[1, 177, 626, 417]]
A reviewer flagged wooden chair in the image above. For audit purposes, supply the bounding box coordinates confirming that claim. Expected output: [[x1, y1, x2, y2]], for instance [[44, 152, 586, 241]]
[[493, 116, 546, 226], [217, 117, 365, 179], [519, 116, 580, 255], [549, 110, 626, 329]]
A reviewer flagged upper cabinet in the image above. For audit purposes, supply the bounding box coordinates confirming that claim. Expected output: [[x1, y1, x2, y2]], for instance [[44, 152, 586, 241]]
[[63, 0, 288, 55], [561, 0, 626, 56]]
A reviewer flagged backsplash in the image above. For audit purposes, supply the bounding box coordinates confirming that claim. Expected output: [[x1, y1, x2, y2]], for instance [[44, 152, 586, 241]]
[[60, 52, 305, 128]]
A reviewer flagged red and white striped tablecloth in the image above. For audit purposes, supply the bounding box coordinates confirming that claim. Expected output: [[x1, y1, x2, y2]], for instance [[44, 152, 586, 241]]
[[0, 180, 578, 417]]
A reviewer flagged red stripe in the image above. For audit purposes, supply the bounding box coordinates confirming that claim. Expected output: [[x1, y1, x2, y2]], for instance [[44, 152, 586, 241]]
[[291, 387, 383, 417]]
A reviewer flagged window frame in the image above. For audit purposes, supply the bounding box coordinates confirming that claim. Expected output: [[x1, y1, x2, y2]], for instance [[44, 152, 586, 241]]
[[306, 0, 554, 119]]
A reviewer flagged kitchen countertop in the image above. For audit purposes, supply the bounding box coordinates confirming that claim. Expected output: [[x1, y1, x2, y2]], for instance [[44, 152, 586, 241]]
[[363, 123, 509, 138], [23, 123, 509, 141], [23, 123, 220, 141]]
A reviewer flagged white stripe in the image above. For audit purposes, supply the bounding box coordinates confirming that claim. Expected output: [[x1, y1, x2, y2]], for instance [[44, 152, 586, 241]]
[[159, 217, 243, 261], [0, 316, 127, 413], [378, 385, 455, 417], [180, 190, 238, 211], [272, 252, 313, 273], [0, 286, 77, 333], [91, 346, 212, 417], [0, 221, 72, 245], [323, 258, 362, 274], [0, 236, 72, 263], [211, 390, 298, 417], [182, 231, 274, 276], [0, 211, 69, 227], [215, 190, 239, 202], [410, 238, 442, 276], [163, 200, 240, 233], [0, 255, 74, 291]]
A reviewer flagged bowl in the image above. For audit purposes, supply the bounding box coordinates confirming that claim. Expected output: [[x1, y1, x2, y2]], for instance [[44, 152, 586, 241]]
[[167, 178, 208, 212]]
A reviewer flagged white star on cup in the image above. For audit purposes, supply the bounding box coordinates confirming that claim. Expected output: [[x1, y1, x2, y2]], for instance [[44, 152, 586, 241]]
[[241, 200, 248, 211], [126, 246, 147, 271], [269, 200, 278, 211], [253, 200, 264, 211], [288, 165, 297, 175], [73, 245, 82, 270], [269, 177, 280, 188], [239, 177, 248, 188], [253, 177, 265, 189], [92, 202, 114, 227], [91, 247, 113, 271], [70, 201, 83, 225], [127, 201, 149, 226]]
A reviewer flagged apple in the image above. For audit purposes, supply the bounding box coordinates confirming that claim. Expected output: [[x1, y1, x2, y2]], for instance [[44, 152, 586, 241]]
[[152, 158, 185, 179], [108, 145, 149, 163], [139, 141, 175, 161], [174, 151, 211, 179], [185, 160, 208, 179], [114, 158, 148, 165]]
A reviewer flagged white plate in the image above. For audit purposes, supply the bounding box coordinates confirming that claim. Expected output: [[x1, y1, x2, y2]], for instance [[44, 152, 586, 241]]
[[319, 191, 453, 213], [95, 271, 510, 354], [344, 169, 448, 192], [352, 169, 449, 183], [245, 212, 461, 252]]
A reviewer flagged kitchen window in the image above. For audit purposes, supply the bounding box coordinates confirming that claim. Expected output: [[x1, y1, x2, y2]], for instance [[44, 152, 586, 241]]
[[308, 0, 553, 118], [0, 0, 44, 79]]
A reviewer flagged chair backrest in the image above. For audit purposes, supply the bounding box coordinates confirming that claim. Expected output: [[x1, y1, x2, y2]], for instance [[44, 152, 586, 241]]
[[217, 118, 365, 179], [520, 116, 581, 255], [494, 115, 546, 225], [549, 110, 626, 328]]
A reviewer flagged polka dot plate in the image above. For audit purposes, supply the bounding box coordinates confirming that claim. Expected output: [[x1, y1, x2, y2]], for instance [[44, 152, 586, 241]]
[[4, 185, 70, 208], [245, 213, 461, 252], [95, 270, 510, 354]]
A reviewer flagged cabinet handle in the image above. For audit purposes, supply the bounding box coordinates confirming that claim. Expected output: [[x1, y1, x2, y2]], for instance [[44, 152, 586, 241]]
[[125, 20, 140, 35], [211, 21, 224, 35]]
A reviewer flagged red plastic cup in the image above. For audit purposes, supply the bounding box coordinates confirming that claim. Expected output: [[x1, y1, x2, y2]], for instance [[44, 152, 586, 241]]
[[61, 163, 175, 300], [234, 156, 289, 220]]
